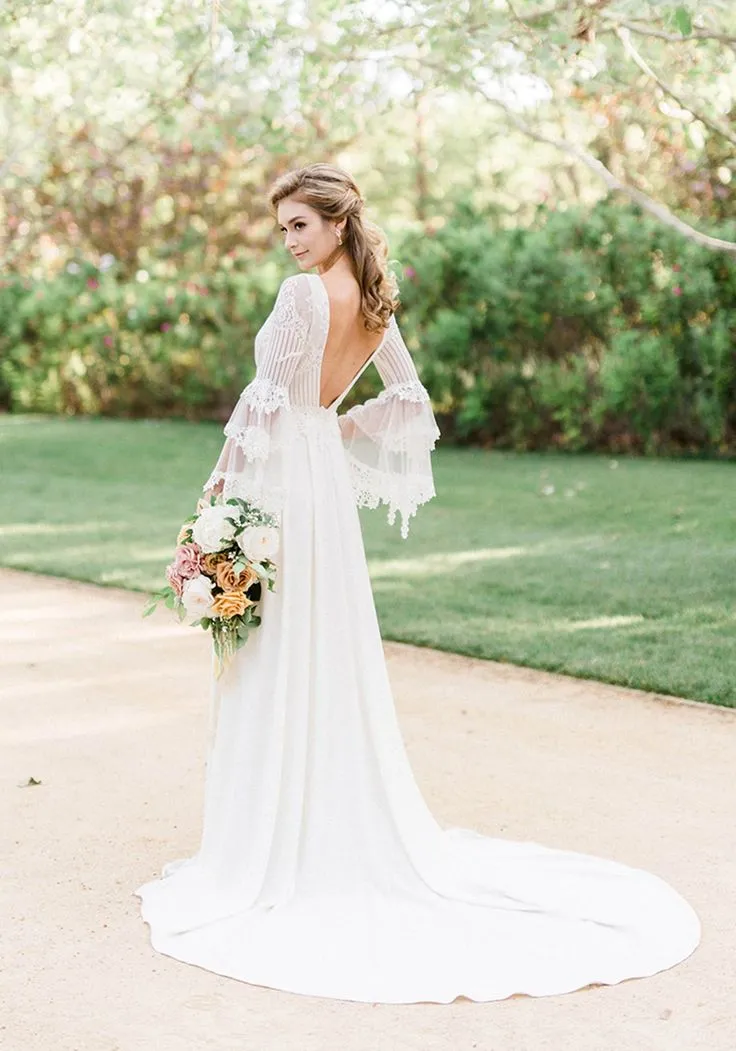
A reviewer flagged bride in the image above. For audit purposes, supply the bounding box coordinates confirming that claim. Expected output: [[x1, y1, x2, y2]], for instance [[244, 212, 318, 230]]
[[135, 162, 700, 1004]]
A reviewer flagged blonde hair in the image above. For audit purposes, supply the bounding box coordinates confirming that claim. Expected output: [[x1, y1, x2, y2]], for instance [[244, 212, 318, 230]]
[[267, 162, 398, 334]]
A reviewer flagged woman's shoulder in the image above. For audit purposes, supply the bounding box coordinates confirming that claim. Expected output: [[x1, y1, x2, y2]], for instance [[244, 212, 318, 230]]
[[272, 272, 314, 312], [277, 272, 313, 297]]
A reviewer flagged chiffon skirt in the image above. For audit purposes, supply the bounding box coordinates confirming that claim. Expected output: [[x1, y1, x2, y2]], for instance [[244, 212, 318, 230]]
[[135, 407, 701, 1003]]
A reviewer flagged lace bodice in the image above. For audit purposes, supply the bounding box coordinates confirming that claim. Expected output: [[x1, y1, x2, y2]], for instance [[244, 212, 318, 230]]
[[203, 272, 440, 538]]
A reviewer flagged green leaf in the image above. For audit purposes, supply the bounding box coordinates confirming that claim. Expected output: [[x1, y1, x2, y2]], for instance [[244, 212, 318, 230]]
[[674, 6, 692, 35]]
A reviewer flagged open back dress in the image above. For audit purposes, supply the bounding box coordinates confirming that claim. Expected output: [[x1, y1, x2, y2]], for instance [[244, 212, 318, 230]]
[[135, 272, 700, 1004]]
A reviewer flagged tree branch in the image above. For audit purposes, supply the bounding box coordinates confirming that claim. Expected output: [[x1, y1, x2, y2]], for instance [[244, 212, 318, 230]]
[[473, 83, 736, 253], [615, 26, 736, 148], [601, 14, 736, 45]]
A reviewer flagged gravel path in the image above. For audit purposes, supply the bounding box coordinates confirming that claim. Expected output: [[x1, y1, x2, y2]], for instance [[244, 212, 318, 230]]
[[2, 566, 734, 1051]]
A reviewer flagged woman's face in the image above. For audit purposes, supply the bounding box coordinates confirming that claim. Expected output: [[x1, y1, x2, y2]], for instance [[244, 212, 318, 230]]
[[277, 197, 345, 269]]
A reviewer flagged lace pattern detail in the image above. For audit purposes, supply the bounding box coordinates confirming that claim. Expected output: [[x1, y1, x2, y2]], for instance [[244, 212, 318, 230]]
[[270, 276, 311, 342], [238, 376, 290, 414], [290, 405, 342, 450], [222, 424, 271, 461], [344, 454, 436, 540], [221, 404, 341, 462], [375, 380, 431, 405]]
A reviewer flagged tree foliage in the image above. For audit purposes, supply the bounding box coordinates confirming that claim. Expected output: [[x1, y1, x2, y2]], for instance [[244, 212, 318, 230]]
[[1, 0, 735, 276]]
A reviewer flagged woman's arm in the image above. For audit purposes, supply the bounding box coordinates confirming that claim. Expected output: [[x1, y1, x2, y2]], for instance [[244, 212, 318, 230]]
[[202, 275, 311, 511], [336, 314, 440, 539]]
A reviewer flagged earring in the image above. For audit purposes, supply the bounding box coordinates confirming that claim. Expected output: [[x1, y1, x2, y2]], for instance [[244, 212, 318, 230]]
[[335, 228, 342, 245]]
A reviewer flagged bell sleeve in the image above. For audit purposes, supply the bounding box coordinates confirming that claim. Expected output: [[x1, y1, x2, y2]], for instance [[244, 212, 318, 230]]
[[337, 313, 440, 539], [201, 274, 310, 517]]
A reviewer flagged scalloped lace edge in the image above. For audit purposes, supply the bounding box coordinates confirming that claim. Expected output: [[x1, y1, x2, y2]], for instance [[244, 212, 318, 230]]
[[343, 453, 436, 539], [222, 424, 271, 461]]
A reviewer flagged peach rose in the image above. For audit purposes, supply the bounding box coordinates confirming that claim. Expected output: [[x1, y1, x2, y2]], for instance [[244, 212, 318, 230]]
[[211, 588, 255, 619], [215, 560, 238, 591], [215, 560, 260, 592], [202, 551, 229, 576], [237, 564, 260, 591]]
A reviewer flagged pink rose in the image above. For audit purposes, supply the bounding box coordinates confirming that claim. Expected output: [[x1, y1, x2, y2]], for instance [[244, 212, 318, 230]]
[[673, 286, 682, 296], [166, 562, 185, 596], [174, 542, 204, 579]]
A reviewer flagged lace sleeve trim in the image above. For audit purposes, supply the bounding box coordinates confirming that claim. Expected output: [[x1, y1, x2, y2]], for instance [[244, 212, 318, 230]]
[[344, 454, 436, 540], [235, 375, 291, 414], [375, 379, 430, 404], [220, 377, 290, 462], [221, 424, 271, 461]]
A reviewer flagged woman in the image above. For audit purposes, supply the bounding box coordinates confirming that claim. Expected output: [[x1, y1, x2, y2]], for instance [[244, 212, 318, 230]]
[[135, 163, 700, 1004]]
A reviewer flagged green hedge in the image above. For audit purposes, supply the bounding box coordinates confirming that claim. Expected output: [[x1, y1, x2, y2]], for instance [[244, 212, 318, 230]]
[[396, 199, 736, 454], [0, 261, 283, 418], [2, 200, 735, 454]]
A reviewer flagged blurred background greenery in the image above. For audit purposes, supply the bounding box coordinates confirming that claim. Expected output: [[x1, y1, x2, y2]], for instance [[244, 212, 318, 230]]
[[1, 1, 734, 702], [2, 0, 735, 452]]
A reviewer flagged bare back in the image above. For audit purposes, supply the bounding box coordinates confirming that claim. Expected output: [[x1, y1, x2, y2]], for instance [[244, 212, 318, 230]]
[[318, 275, 386, 409]]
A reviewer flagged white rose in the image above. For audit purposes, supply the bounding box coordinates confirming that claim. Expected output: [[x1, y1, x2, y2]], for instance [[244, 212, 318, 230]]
[[237, 524, 280, 563], [192, 504, 238, 554], [181, 574, 215, 621]]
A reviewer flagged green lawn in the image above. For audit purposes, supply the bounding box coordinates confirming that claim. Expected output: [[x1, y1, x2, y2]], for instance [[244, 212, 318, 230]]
[[1, 414, 734, 706]]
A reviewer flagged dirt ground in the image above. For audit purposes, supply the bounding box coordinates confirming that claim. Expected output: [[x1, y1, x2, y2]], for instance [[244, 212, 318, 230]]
[[2, 564, 734, 1051]]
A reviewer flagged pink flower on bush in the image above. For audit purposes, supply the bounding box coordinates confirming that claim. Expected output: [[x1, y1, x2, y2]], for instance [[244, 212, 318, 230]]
[[104, 335, 113, 347], [166, 562, 185, 596], [404, 266, 416, 280], [160, 321, 171, 332], [173, 542, 204, 579], [673, 286, 683, 296], [672, 263, 681, 272], [87, 278, 99, 290]]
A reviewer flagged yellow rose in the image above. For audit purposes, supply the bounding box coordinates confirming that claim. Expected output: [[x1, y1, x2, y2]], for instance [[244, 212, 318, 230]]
[[211, 589, 255, 619]]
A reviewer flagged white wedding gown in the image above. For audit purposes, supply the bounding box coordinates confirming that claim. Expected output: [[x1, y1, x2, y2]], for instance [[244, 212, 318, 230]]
[[135, 273, 700, 1003]]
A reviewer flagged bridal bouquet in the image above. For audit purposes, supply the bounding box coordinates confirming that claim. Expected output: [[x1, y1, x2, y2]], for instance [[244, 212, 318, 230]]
[[143, 494, 280, 678]]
